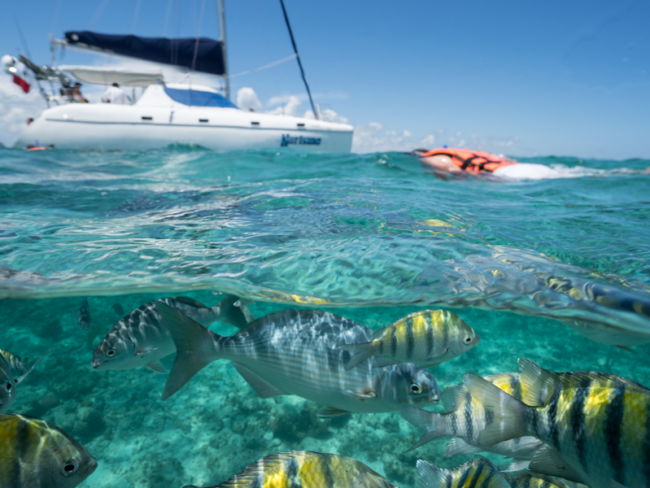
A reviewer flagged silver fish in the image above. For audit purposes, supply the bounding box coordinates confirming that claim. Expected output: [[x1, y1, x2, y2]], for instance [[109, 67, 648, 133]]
[[92, 295, 253, 373], [78, 298, 91, 331], [158, 304, 440, 415], [400, 372, 543, 460], [0, 413, 98, 487], [0, 349, 51, 414], [112, 303, 125, 317]]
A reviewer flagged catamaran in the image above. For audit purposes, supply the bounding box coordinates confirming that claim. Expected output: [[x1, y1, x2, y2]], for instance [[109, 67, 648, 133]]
[[2, 1, 353, 153]]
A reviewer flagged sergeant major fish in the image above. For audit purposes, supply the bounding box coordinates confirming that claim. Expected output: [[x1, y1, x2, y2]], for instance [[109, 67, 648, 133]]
[[0, 349, 50, 414], [400, 372, 543, 460], [341, 310, 479, 370], [463, 358, 650, 488], [0, 413, 97, 487], [416, 458, 510, 488], [184, 450, 398, 488], [92, 295, 253, 374], [158, 304, 440, 416], [78, 298, 91, 331]]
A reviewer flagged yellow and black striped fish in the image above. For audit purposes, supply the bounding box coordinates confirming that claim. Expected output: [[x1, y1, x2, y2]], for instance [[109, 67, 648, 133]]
[[400, 372, 543, 460], [464, 358, 650, 488], [416, 458, 510, 488], [506, 473, 575, 488], [0, 348, 50, 414], [341, 310, 479, 370], [184, 451, 398, 488], [0, 414, 97, 487]]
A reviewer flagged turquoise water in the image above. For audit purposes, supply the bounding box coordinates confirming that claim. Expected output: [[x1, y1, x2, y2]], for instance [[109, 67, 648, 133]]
[[1, 147, 650, 487]]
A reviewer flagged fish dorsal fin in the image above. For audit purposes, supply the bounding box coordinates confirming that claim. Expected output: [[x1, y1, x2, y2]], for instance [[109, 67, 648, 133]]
[[232, 362, 285, 399], [444, 437, 483, 457], [146, 361, 167, 374], [371, 326, 389, 340], [168, 296, 207, 308], [529, 445, 586, 484], [518, 358, 562, 407], [440, 385, 469, 412], [317, 406, 351, 417], [15, 349, 51, 385], [416, 459, 450, 487]]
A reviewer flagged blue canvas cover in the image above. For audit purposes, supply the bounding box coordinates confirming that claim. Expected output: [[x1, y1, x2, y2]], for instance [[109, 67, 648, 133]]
[[64, 31, 225, 76], [164, 86, 238, 108]]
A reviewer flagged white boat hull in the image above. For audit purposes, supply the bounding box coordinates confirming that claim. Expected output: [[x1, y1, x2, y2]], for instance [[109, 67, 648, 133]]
[[14, 93, 353, 153]]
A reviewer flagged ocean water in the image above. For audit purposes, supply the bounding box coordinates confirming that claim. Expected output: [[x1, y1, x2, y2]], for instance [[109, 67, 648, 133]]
[[1, 146, 649, 487]]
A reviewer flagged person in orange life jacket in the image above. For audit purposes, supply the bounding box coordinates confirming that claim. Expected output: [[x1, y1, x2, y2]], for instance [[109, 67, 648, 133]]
[[413, 147, 518, 175]]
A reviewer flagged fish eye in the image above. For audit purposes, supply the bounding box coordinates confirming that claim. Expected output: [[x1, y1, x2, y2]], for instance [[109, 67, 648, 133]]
[[106, 349, 116, 358], [61, 460, 78, 476], [464, 336, 473, 344], [4, 380, 11, 392], [409, 382, 423, 394]]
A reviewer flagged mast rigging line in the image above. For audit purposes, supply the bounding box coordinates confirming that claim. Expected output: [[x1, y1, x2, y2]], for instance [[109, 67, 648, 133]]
[[228, 53, 296, 79], [278, 0, 318, 120]]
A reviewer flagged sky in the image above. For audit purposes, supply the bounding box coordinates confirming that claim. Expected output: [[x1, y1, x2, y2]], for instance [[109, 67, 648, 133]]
[[1, 0, 649, 158]]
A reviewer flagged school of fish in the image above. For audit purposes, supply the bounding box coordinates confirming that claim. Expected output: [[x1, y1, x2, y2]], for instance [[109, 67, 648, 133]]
[[2, 289, 648, 487]]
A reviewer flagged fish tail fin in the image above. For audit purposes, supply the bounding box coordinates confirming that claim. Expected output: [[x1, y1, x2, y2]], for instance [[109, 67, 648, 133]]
[[399, 406, 448, 452], [416, 460, 449, 488], [15, 349, 51, 385], [339, 341, 376, 370], [155, 301, 222, 400], [212, 294, 254, 329], [462, 373, 529, 446]]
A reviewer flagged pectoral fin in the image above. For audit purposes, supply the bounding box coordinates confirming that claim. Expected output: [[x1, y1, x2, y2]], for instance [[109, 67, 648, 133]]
[[146, 361, 167, 374], [15, 349, 51, 385], [135, 347, 158, 357], [232, 362, 285, 399], [317, 406, 351, 417], [529, 445, 586, 484], [346, 388, 377, 399]]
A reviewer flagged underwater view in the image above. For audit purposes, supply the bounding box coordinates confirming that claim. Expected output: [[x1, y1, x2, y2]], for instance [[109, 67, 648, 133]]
[[1, 147, 650, 488]]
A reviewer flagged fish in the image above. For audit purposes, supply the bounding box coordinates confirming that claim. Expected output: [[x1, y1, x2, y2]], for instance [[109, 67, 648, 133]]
[[340, 310, 479, 370], [112, 303, 125, 317], [400, 372, 544, 460], [463, 358, 650, 488], [92, 294, 253, 374], [183, 450, 398, 488], [78, 298, 91, 331], [157, 304, 440, 415], [416, 458, 510, 488], [0, 349, 51, 414], [0, 413, 97, 487], [506, 473, 575, 488]]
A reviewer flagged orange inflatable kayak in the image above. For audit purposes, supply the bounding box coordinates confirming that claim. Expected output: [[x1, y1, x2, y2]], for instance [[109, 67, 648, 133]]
[[419, 148, 518, 173]]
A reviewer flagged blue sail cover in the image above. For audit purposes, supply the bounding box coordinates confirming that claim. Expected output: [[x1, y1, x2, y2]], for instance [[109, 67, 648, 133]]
[[64, 31, 225, 76]]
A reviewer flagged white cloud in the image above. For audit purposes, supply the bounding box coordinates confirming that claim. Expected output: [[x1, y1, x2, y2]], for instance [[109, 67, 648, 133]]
[[236, 87, 262, 112], [352, 122, 416, 153], [0, 76, 48, 147], [303, 108, 349, 124], [352, 124, 519, 155], [266, 95, 302, 116]]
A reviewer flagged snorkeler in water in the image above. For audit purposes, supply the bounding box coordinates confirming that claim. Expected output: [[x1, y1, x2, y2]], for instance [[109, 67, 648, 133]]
[[414, 147, 650, 179]]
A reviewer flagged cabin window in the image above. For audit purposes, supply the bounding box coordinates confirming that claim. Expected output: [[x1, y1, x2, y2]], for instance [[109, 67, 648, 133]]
[[251, 121, 260, 126], [297, 123, 305, 128], [141, 116, 153, 121], [164, 87, 239, 108], [199, 119, 209, 123]]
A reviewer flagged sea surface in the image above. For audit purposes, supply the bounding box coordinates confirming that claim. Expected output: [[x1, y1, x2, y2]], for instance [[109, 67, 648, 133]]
[[1, 147, 649, 487]]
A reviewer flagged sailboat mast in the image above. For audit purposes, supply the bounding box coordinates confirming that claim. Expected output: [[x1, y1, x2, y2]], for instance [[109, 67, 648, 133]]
[[218, 0, 230, 100]]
